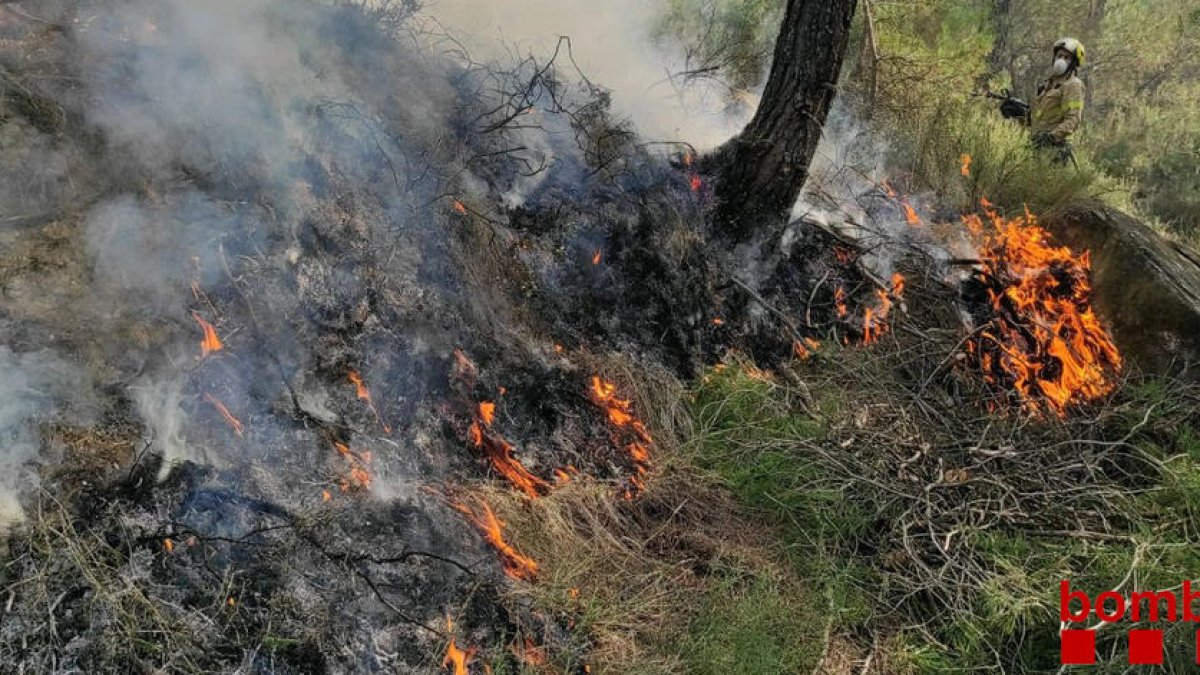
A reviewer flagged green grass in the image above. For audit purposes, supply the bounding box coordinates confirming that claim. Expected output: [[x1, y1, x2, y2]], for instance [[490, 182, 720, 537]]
[[679, 564, 825, 675], [686, 358, 1200, 672]]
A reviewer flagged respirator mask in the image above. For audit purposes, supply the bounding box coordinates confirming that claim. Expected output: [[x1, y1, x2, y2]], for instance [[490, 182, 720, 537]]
[[1052, 57, 1070, 76]]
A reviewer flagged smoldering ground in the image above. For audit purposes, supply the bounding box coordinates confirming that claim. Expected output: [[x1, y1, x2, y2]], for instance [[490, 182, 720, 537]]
[[0, 0, 727, 670], [0, 0, 955, 671]]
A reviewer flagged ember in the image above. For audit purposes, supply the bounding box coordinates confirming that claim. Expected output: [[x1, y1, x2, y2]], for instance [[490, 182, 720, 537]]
[[592, 249, 602, 265], [192, 312, 223, 357], [450, 496, 539, 580], [452, 200, 467, 215], [203, 393, 244, 436], [588, 376, 653, 499], [964, 201, 1121, 415]]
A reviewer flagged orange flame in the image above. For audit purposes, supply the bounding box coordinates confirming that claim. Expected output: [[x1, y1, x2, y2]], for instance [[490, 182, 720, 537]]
[[192, 312, 223, 357], [902, 202, 921, 226], [203, 393, 244, 436], [479, 401, 496, 426], [890, 272, 906, 298], [450, 496, 539, 580], [961, 153, 972, 177], [333, 441, 372, 491], [589, 377, 653, 499], [452, 200, 467, 215], [689, 174, 703, 192], [467, 404, 549, 499], [964, 200, 1121, 415], [163, 538, 175, 553], [483, 437, 549, 499], [592, 249, 602, 265], [443, 618, 477, 675], [348, 370, 391, 433], [834, 286, 848, 319], [322, 489, 332, 503], [711, 317, 724, 326]]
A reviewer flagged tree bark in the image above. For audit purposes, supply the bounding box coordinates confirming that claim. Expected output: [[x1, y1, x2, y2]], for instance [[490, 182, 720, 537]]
[[705, 0, 857, 240]]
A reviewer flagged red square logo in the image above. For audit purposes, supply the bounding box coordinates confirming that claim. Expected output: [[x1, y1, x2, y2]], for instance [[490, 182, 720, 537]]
[[1128, 629, 1163, 665], [1061, 630, 1096, 665]]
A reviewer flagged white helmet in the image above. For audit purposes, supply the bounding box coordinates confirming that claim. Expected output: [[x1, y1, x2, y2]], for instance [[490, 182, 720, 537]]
[[1053, 37, 1086, 67]]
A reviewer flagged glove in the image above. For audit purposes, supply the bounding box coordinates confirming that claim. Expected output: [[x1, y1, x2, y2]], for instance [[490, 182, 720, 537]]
[[999, 97, 1030, 120]]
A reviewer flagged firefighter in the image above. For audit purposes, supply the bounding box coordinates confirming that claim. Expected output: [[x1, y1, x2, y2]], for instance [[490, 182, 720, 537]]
[[991, 38, 1086, 164], [1028, 37, 1086, 163]]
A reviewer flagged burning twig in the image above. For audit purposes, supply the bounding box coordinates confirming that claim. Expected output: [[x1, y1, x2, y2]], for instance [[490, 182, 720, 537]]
[[202, 393, 244, 437]]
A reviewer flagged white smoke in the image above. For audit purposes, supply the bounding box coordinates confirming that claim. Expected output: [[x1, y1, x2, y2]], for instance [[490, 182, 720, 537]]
[[0, 347, 90, 529], [428, 0, 749, 149]]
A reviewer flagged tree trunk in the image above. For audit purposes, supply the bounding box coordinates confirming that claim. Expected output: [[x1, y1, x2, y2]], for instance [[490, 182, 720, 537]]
[[977, 0, 1015, 90], [705, 0, 857, 240]]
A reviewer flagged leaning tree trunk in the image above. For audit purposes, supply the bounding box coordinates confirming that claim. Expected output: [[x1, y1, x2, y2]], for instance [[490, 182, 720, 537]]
[[705, 0, 857, 240]]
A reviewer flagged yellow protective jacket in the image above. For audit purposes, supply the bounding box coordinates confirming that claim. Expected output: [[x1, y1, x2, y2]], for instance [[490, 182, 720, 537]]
[[1029, 74, 1084, 141]]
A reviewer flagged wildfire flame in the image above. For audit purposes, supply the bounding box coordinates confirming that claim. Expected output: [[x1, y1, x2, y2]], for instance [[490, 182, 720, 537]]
[[452, 200, 467, 215], [334, 441, 372, 491], [902, 201, 921, 226], [891, 272, 906, 298], [467, 400, 549, 499], [192, 312, 223, 357], [589, 376, 653, 500], [961, 153, 972, 177], [450, 495, 539, 580], [348, 370, 391, 433], [592, 249, 602, 265], [793, 336, 821, 360], [964, 201, 1121, 415], [834, 286, 849, 319], [163, 538, 174, 553], [479, 400, 496, 426], [203, 393, 244, 436], [443, 618, 477, 675]]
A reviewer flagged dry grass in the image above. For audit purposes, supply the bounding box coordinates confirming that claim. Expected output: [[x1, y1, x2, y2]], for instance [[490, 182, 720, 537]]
[[486, 354, 827, 674]]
